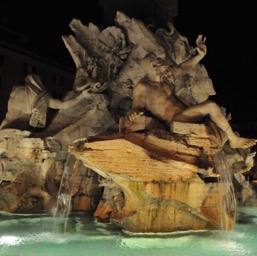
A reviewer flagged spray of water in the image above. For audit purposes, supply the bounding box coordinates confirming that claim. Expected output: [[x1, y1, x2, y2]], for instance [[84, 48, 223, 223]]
[[52, 154, 79, 232], [214, 150, 237, 230]]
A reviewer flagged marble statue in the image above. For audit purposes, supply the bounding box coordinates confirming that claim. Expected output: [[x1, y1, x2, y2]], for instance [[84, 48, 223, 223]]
[[126, 49, 256, 149], [0, 11, 256, 233], [0, 74, 91, 131]]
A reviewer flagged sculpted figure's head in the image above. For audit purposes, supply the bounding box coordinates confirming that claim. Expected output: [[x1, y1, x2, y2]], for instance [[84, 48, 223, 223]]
[[139, 53, 157, 73], [139, 53, 174, 83]]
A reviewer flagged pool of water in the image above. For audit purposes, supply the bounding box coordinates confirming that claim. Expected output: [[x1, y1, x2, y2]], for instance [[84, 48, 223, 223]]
[[0, 207, 257, 256]]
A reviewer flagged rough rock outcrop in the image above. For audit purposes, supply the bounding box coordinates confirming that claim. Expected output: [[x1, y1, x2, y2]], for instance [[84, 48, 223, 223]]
[[68, 120, 238, 232], [0, 129, 102, 213]]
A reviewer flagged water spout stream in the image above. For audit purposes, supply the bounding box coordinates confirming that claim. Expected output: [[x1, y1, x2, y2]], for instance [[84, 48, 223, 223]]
[[52, 154, 79, 231], [215, 150, 237, 230]]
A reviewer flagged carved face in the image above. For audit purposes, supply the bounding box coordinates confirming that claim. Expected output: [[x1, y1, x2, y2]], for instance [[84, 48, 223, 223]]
[[140, 53, 175, 84], [152, 58, 175, 84]]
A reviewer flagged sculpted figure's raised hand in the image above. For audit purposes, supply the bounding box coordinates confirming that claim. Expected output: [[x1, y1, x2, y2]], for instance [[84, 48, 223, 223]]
[[195, 34, 207, 57]]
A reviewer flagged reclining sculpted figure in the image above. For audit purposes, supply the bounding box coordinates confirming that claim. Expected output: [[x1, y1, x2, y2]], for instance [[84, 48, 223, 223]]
[[126, 35, 256, 149], [0, 73, 91, 131]]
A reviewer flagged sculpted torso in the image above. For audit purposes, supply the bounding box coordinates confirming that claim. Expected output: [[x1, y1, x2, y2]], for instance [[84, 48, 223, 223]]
[[132, 77, 186, 124]]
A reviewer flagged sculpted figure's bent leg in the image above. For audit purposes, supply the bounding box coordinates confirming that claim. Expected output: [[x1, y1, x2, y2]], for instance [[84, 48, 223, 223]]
[[172, 100, 256, 149]]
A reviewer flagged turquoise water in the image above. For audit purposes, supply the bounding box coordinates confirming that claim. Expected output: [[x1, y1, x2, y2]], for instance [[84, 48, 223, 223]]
[[0, 207, 257, 256]]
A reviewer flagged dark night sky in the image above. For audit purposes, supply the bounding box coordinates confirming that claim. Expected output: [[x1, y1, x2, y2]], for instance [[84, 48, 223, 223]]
[[1, 0, 257, 129], [174, 1, 257, 125]]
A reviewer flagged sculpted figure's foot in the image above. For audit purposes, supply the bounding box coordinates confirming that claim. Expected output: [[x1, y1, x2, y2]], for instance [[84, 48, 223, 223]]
[[230, 137, 257, 149]]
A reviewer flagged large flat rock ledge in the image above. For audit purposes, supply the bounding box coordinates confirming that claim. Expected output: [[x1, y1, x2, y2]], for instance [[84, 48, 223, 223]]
[[69, 123, 233, 232]]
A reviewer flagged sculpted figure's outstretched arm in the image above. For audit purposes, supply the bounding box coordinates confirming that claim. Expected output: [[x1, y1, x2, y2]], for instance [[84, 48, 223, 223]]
[[173, 35, 207, 78], [48, 88, 91, 110]]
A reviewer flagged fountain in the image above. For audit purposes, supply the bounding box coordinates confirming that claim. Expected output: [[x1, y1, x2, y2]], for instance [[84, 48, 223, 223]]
[[0, 10, 256, 237]]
